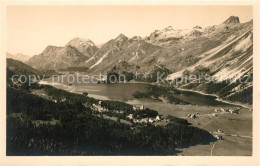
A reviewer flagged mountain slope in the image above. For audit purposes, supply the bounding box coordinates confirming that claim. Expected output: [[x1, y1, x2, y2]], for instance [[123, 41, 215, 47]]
[[7, 58, 41, 76], [27, 45, 88, 70], [6, 58, 43, 88], [166, 28, 253, 105], [82, 34, 162, 74], [66, 37, 98, 58], [7, 53, 30, 62], [80, 16, 252, 77], [27, 38, 97, 70]]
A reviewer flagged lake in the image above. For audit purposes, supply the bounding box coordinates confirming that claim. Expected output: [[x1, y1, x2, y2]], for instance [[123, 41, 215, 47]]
[[41, 75, 234, 107]]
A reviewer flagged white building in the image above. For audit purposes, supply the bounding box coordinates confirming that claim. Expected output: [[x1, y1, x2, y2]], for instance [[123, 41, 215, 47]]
[[148, 118, 155, 123], [127, 114, 133, 119], [214, 135, 223, 140], [155, 115, 161, 121], [229, 109, 239, 114], [190, 114, 196, 119], [132, 104, 145, 111], [92, 104, 104, 112]]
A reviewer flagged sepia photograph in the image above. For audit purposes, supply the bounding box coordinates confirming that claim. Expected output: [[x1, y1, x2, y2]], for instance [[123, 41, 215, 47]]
[[0, 1, 260, 166]]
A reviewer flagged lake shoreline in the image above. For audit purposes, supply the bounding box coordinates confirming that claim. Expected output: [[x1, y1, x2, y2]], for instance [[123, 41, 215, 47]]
[[177, 88, 252, 109], [127, 81, 252, 109], [39, 78, 251, 109]]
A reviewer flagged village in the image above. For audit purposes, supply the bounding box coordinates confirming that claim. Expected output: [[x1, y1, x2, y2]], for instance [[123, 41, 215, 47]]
[[30, 88, 164, 126], [92, 101, 164, 125]]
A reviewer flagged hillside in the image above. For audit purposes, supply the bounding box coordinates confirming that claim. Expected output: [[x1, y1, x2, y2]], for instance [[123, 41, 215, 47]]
[[7, 58, 41, 76], [66, 37, 98, 58], [82, 34, 162, 74], [167, 28, 253, 104], [7, 52, 30, 62]]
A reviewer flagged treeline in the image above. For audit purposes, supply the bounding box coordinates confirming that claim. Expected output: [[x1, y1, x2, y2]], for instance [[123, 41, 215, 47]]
[[7, 86, 215, 155]]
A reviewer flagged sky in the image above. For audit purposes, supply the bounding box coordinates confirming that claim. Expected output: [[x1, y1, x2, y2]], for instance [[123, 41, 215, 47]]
[[6, 5, 252, 56]]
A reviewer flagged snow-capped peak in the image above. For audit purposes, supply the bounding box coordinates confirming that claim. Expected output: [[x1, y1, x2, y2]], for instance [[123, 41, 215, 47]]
[[149, 26, 193, 40]]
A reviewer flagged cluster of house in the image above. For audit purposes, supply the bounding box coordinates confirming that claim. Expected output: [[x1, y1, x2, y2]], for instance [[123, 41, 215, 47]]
[[92, 102, 163, 124], [92, 103, 146, 113], [212, 129, 225, 140], [214, 107, 240, 114], [127, 114, 162, 124], [214, 134, 223, 140], [92, 101, 108, 112], [129, 104, 163, 123], [92, 102, 147, 114], [186, 112, 200, 119]]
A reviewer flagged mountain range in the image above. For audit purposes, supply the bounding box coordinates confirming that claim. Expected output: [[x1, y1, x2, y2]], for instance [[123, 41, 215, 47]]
[[7, 16, 253, 105]]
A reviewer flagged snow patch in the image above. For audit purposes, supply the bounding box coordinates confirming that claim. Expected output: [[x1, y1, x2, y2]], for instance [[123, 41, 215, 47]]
[[89, 52, 109, 69], [234, 34, 252, 52]]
